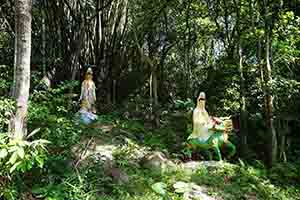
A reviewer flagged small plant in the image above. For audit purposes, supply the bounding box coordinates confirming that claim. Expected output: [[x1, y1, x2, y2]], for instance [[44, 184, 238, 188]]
[[173, 98, 194, 112], [181, 146, 193, 159], [0, 130, 49, 174], [0, 98, 15, 132], [151, 182, 171, 200]]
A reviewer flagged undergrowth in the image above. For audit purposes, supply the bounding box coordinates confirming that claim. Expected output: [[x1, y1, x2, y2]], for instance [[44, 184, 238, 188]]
[[0, 84, 299, 200]]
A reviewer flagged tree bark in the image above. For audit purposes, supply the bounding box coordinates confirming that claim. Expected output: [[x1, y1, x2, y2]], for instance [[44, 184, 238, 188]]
[[265, 27, 277, 166], [239, 46, 248, 156], [42, 10, 46, 76], [263, 0, 277, 166], [10, 0, 32, 139], [235, 0, 248, 157]]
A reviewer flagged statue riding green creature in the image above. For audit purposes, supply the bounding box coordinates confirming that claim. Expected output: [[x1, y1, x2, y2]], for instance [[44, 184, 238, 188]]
[[185, 92, 236, 161]]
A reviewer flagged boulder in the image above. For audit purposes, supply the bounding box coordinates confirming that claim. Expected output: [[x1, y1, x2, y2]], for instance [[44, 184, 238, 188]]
[[110, 167, 130, 185], [141, 151, 167, 173], [173, 181, 221, 200], [141, 151, 177, 174], [181, 161, 236, 173]]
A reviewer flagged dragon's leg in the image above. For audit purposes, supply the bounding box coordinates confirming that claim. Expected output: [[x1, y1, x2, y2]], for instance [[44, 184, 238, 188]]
[[205, 150, 213, 160], [213, 145, 222, 161], [225, 142, 236, 158]]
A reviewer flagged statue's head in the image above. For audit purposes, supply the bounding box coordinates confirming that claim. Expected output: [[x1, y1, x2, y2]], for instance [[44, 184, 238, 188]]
[[198, 92, 205, 100], [224, 119, 233, 134], [197, 92, 206, 109], [85, 67, 93, 80]]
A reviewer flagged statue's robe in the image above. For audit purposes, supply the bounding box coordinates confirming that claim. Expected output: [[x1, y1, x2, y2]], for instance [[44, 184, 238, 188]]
[[79, 79, 96, 112], [189, 107, 213, 141]]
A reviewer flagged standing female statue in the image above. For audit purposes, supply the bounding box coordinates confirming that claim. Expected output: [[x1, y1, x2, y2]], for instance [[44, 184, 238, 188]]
[[76, 68, 97, 125], [79, 68, 96, 113]]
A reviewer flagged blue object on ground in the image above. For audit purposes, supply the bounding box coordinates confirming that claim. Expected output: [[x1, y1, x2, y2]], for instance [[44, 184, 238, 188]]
[[77, 109, 97, 125]]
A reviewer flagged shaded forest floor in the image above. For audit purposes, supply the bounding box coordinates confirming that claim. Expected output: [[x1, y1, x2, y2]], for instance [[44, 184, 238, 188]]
[[1, 87, 300, 200]]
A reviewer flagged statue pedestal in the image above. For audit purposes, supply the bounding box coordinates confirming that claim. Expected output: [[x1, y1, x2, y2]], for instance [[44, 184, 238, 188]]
[[76, 109, 97, 125]]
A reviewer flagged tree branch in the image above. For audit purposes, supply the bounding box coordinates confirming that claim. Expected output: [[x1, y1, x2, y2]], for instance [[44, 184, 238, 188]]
[[88, 0, 114, 21]]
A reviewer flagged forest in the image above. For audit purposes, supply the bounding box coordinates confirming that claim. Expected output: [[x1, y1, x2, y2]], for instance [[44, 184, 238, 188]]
[[0, 0, 300, 199]]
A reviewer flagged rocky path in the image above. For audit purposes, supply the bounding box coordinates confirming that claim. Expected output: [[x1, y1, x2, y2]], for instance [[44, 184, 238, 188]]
[[69, 121, 235, 200]]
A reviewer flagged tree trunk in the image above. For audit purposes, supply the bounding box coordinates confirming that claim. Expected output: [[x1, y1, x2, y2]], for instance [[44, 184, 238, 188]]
[[185, 0, 191, 98], [10, 0, 32, 139], [42, 10, 46, 76], [262, 0, 277, 165], [152, 69, 158, 106], [278, 119, 288, 162], [112, 79, 116, 104], [234, 0, 248, 157], [239, 46, 248, 156], [265, 27, 277, 166]]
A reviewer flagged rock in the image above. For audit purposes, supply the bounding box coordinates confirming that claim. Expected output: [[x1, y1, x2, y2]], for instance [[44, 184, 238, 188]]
[[141, 151, 168, 173], [71, 137, 116, 168], [110, 167, 129, 185], [186, 184, 216, 200], [93, 151, 113, 163], [182, 161, 236, 173], [140, 151, 178, 174], [131, 146, 151, 161], [182, 161, 201, 172], [173, 181, 221, 200], [165, 160, 178, 172], [184, 189, 217, 200], [91, 124, 114, 133]]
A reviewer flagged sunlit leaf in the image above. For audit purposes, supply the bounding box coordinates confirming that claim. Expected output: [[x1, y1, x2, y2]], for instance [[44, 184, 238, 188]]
[[9, 161, 22, 173], [17, 147, 25, 159], [27, 128, 41, 139], [151, 182, 167, 196], [8, 152, 18, 164], [173, 181, 191, 193], [0, 148, 8, 158]]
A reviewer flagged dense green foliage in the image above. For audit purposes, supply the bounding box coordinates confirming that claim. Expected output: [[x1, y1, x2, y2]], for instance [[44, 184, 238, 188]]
[[1, 0, 300, 199], [0, 85, 298, 199]]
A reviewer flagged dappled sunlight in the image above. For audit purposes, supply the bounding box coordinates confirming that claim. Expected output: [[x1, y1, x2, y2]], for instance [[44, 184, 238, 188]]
[[1, 0, 300, 199]]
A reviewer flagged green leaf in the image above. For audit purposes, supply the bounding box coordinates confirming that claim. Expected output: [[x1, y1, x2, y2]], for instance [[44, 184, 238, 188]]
[[36, 156, 45, 168], [173, 181, 191, 193], [151, 182, 167, 196], [27, 128, 41, 139], [0, 149, 8, 158], [8, 152, 18, 164], [9, 161, 22, 173], [8, 145, 18, 153], [17, 147, 25, 159], [32, 185, 48, 197]]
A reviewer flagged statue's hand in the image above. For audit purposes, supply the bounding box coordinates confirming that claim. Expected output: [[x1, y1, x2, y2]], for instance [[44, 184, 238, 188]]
[[220, 116, 231, 120], [211, 117, 222, 125]]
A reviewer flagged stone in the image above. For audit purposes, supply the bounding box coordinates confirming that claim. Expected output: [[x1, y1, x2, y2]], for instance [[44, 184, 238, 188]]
[[71, 137, 116, 167], [141, 151, 168, 173], [182, 161, 235, 173], [110, 167, 129, 185], [173, 181, 220, 200]]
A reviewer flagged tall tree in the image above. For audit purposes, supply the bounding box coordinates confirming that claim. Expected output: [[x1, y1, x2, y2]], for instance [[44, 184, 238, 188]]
[[10, 0, 32, 139], [261, 0, 282, 166]]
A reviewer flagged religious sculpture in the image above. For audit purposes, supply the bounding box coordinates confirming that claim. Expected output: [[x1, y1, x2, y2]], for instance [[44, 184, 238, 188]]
[[186, 92, 236, 160], [79, 67, 96, 113], [77, 68, 97, 125]]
